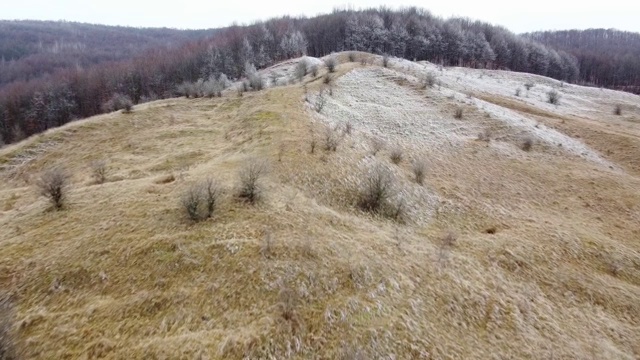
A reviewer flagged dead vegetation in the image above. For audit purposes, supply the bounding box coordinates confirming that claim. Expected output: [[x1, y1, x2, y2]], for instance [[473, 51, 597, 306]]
[[237, 159, 267, 204], [181, 178, 221, 221], [37, 167, 69, 210]]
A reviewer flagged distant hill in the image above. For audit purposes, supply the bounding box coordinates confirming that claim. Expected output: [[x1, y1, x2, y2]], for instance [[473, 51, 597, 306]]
[[525, 29, 640, 94], [0, 20, 218, 85]]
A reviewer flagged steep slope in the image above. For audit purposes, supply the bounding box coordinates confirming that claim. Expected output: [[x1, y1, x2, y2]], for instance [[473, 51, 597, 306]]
[[0, 53, 639, 359]]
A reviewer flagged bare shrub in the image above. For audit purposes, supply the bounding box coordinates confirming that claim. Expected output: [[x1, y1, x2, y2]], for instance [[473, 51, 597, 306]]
[[102, 93, 134, 113], [515, 88, 522, 97], [310, 136, 317, 154], [477, 129, 491, 142], [238, 159, 267, 204], [454, 107, 464, 119], [344, 122, 353, 135], [360, 57, 368, 66], [38, 167, 69, 210], [181, 184, 203, 221], [90, 160, 107, 184], [411, 159, 427, 185], [324, 55, 337, 73], [614, 105, 622, 115], [323, 125, 341, 151], [437, 231, 458, 265], [294, 58, 308, 81], [421, 72, 436, 89], [370, 137, 385, 156], [348, 52, 356, 62], [0, 296, 17, 360], [524, 82, 534, 91], [358, 164, 394, 213], [547, 90, 560, 105], [314, 89, 326, 113], [310, 64, 319, 77], [520, 136, 534, 151], [389, 147, 403, 165], [382, 54, 390, 68], [323, 74, 332, 85], [245, 62, 264, 91], [181, 178, 221, 221]]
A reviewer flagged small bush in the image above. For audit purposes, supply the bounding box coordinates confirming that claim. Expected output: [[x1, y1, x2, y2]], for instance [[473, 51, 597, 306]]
[[323, 125, 341, 151], [411, 159, 427, 185], [324, 55, 337, 73], [358, 164, 394, 213], [437, 231, 458, 265], [323, 74, 332, 85], [520, 136, 534, 151], [294, 58, 308, 81], [422, 72, 436, 89], [614, 105, 622, 115], [524, 82, 534, 91], [348, 52, 356, 62], [389, 147, 403, 165], [102, 93, 134, 113], [370, 137, 385, 156], [310, 64, 319, 77], [515, 88, 521, 97], [344, 122, 353, 135], [0, 296, 17, 360], [38, 167, 69, 210], [90, 160, 107, 184], [382, 54, 390, 68], [477, 129, 491, 142], [315, 90, 326, 113], [181, 178, 221, 221], [454, 107, 464, 119], [238, 159, 267, 204], [547, 90, 560, 105]]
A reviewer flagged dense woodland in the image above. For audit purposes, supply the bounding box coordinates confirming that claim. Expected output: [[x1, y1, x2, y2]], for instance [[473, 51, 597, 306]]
[[526, 29, 640, 94], [0, 8, 632, 146]]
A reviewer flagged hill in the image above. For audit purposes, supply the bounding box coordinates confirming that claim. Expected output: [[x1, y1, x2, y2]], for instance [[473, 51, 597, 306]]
[[526, 29, 640, 94], [1, 53, 639, 359]]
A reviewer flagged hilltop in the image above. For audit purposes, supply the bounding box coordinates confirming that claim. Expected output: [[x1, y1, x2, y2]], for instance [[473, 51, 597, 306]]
[[0, 53, 639, 359]]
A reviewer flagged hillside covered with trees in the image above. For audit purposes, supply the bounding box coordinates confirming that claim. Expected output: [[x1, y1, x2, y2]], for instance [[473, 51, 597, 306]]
[[525, 29, 640, 94], [0, 7, 616, 146]]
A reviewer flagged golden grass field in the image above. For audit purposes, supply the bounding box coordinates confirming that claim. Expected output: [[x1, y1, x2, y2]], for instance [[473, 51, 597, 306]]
[[1, 53, 639, 359]]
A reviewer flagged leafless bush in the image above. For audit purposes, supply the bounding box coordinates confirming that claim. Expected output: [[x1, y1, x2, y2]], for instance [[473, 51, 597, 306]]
[[310, 136, 317, 154], [360, 57, 368, 66], [477, 129, 491, 142], [181, 178, 221, 221], [38, 167, 69, 210], [238, 159, 267, 204], [358, 164, 394, 213], [102, 93, 133, 113], [389, 147, 403, 164], [370, 137, 385, 156], [614, 105, 622, 115], [90, 160, 107, 184], [547, 90, 560, 104], [324, 55, 337, 73], [438, 231, 458, 265], [294, 58, 308, 81], [411, 159, 427, 185], [422, 72, 436, 89], [520, 136, 534, 151], [314, 90, 326, 113], [524, 82, 534, 91], [323, 125, 341, 151], [0, 296, 17, 360], [454, 107, 464, 119], [344, 122, 353, 135], [382, 54, 390, 68], [348, 52, 356, 62], [310, 64, 319, 77], [515, 88, 522, 97], [323, 74, 332, 85]]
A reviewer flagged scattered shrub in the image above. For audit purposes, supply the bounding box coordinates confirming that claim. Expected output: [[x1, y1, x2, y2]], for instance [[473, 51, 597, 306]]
[[524, 82, 534, 91], [314, 90, 326, 113], [520, 136, 534, 151], [310, 137, 317, 154], [245, 62, 264, 91], [90, 160, 107, 184], [370, 137, 385, 156], [477, 129, 491, 142], [454, 107, 464, 119], [310, 64, 319, 77], [358, 164, 394, 213], [515, 88, 522, 97], [102, 93, 133, 113], [344, 122, 353, 135], [38, 167, 69, 210], [181, 178, 221, 221], [422, 72, 436, 89], [323, 125, 341, 151], [348, 52, 356, 62], [437, 231, 458, 265], [323, 74, 332, 85], [614, 105, 622, 115], [238, 159, 267, 204], [389, 147, 403, 164], [360, 57, 368, 66], [382, 54, 390, 68], [411, 159, 427, 185], [547, 90, 560, 104], [324, 55, 337, 73], [294, 58, 308, 81]]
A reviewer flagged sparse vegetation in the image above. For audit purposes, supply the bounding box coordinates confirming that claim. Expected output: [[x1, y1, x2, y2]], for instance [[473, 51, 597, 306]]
[[238, 159, 267, 204], [389, 147, 403, 164], [90, 160, 107, 184], [454, 107, 464, 119], [547, 89, 560, 104], [38, 167, 69, 210], [524, 82, 535, 91], [515, 88, 522, 97], [477, 129, 492, 142], [437, 231, 458, 265], [314, 89, 326, 113], [348, 52, 356, 62], [382, 54, 390, 67], [411, 159, 427, 185], [358, 163, 394, 213], [0, 297, 17, 360], [344, 122, 353, 135], [614, 104, 622, 115], [323, 125, 341, 151], [294, 58, 308, 81], [370, 137, 385, 156], [324, 55, 337, 73], [520, 136, 534, 151], [102, 93, 133, 113], [181, 178, 221, 221], [421, 72, 437, 88], [323, 74, 332, 85], [310, 64, 319, 77]]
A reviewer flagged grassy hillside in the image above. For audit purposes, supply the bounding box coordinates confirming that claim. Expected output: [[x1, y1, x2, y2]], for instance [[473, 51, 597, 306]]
[[1, 53, 639, 359]]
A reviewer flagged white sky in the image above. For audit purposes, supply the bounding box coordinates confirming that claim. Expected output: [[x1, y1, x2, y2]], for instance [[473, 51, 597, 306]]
[[2, 0, 640, 34]]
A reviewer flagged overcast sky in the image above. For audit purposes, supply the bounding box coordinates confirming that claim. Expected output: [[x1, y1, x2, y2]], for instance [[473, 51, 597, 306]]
[[2, 0, 639, 34]]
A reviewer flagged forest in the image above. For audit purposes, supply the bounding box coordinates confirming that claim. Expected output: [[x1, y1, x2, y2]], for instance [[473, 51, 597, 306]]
[[1, 8, 635, 146]]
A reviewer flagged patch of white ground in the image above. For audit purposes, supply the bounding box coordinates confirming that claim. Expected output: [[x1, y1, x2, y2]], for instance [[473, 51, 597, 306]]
[[256, 56, 325, 87]]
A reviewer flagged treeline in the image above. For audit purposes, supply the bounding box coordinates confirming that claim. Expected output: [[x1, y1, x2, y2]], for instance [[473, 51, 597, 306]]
[[525, 29, 640, 94], [1, 8, 581, 146]]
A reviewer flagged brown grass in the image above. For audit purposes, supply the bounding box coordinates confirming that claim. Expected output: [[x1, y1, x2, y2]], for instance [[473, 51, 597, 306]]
[[1, 53, 639, 359]]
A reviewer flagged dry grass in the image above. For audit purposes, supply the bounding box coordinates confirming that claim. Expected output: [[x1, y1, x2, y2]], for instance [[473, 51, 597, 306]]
[[1, 52, 640, 360]]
